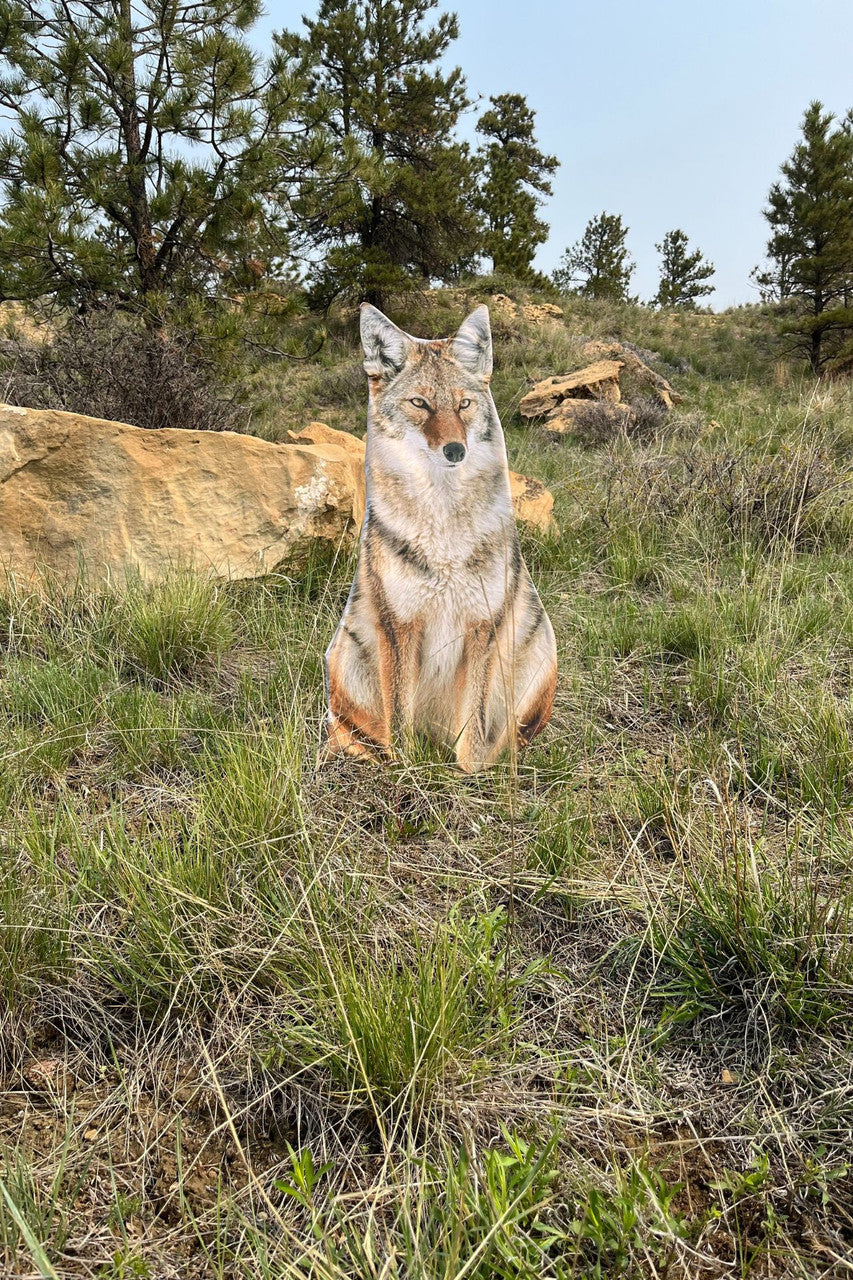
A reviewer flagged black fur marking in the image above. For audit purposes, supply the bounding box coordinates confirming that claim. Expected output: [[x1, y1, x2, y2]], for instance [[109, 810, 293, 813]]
[[369, 511, 433, 578], [343, 625, 365, 650], [480, 406, 500, 443], [511, 536, 522, 581], [466, 536, 497, 574]]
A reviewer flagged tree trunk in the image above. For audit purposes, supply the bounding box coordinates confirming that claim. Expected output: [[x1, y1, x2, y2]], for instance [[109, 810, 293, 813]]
[[117, 0, 158, 298], [362, 194, 384, 308]]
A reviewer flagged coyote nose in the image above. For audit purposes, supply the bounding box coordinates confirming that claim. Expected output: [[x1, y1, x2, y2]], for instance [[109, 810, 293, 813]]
[[443, 442, 466, 464]]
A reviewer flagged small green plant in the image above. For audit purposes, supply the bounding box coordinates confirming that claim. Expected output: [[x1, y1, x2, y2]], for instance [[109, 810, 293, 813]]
[[568, 1160, 686, 1277], [274, 1145, 333, 1242], [380, 1129, 568, 1280], [709, 1152, 777, 1272]]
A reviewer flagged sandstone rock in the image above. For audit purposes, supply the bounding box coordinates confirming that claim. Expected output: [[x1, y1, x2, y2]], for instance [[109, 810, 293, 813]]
[[520, 361, 624, 418], [508, 471, 558, 535], [489, 294, 563, 328], [0, 405, 364, 583], [544, 400, 635, 436], [0, 408, 557, 583], [520, 301, 564, 323], [579, 340, 682, 407], [287, 420, 367, 514], [489, 294, 521, 328]]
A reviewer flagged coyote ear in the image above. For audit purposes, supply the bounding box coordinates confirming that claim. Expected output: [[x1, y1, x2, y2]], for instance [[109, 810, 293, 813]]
[[360, 304, 412, 379], [452, 305, 492, 380]]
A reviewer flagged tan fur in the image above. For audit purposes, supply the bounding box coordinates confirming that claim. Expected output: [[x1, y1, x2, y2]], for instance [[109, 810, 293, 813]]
[[324, 304, 557, 773]]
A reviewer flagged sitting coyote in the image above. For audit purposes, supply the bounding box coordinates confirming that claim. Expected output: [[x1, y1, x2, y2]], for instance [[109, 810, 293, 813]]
[[324, 303, 557, 773]]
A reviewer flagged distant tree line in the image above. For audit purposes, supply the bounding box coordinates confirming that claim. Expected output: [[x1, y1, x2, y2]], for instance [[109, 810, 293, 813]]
[[0, 0, 560, 315], [0, 0, 713, 317], [0, 2, 850, 372]]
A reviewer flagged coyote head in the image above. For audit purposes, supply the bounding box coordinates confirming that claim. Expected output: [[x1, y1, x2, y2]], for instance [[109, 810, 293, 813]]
[[360, 304, 499, 472]]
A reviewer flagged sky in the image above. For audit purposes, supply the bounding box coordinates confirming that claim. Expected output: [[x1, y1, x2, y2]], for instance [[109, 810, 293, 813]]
[[258, 0, 853, 308]]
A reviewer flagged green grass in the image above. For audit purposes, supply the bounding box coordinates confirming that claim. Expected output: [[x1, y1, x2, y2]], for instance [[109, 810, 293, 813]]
[[1, 287, 853, 1276]]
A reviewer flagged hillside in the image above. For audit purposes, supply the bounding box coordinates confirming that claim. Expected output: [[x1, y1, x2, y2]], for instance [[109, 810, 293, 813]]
[[1, 290, 853, 1277]]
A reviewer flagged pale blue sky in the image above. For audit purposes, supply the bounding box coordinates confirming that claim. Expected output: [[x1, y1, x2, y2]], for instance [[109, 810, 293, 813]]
[[260, 0, 853, 307]]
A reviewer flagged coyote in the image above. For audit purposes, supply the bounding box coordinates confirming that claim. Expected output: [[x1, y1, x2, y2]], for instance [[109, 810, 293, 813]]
[[324, 303, 557, 773]]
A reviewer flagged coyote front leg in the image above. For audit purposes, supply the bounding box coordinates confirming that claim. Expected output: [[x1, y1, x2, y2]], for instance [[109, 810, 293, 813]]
[[376, 612, 425, 753], [453, 621, 497, 774]]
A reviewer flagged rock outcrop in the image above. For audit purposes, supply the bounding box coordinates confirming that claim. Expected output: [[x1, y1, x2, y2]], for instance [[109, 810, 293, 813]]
[[520, 361, 624, 418], [520, 345, 682, 434], [0, 407, 557, 583], [490, 294, 564, 328], [579, 340, 682, 408], [507, 471, 558, 534]]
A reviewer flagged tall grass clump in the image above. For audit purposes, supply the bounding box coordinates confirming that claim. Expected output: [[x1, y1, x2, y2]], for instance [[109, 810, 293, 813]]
[[648, 812, 853, 1035], [114, 572, 235, 682]]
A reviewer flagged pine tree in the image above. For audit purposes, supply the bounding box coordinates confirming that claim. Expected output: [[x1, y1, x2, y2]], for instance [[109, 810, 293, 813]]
[[0, 0, 311, 314], [475, 93, 558, 279], [654, 229, 715, 307], [755, 101, 853, 372], [280, 0, 481, 307], [552, 212, 634, 301]]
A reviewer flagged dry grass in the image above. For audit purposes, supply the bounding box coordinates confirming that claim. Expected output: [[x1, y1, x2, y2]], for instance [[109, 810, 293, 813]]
[[1, 290, 853, 1276]]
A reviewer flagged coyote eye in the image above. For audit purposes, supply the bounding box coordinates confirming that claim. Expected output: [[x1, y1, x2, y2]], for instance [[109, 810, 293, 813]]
[[458, 398, 471, 410], [409, 397, 429, 410]]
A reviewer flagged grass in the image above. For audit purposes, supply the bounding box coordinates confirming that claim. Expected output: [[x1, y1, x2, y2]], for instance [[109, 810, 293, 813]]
[[2, 286, 853, 1275]]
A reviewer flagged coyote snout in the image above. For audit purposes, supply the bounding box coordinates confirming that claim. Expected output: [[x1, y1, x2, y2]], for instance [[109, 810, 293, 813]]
[[324, 303, 557, 773]]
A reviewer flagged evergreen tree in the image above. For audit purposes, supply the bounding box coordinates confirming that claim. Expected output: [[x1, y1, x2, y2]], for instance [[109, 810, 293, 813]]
[[475, 93, 558, 278], [552, 212, 634, 301], [755, 101, 853, 371], [654, 229, 714, 307], [280, 0, 481, 307], [0, 0, 311, 314], [750, 232, 797, 303]]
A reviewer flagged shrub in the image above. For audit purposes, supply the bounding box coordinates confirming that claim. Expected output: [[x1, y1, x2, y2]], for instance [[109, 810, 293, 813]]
[[0, 311, 249, 433], [563, 402, 632, 448], [601, 446, 847, 548], [626, 393, 669, 441]]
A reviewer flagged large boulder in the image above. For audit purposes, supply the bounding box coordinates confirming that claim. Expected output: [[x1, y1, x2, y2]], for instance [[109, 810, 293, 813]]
[[0, 405, 364, 583], [508, 471, 558, 534], [0, 407, 557, 583]]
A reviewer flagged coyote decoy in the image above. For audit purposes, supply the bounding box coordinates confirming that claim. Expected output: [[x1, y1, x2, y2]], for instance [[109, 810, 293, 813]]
[[325, 303, 557, 773]]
